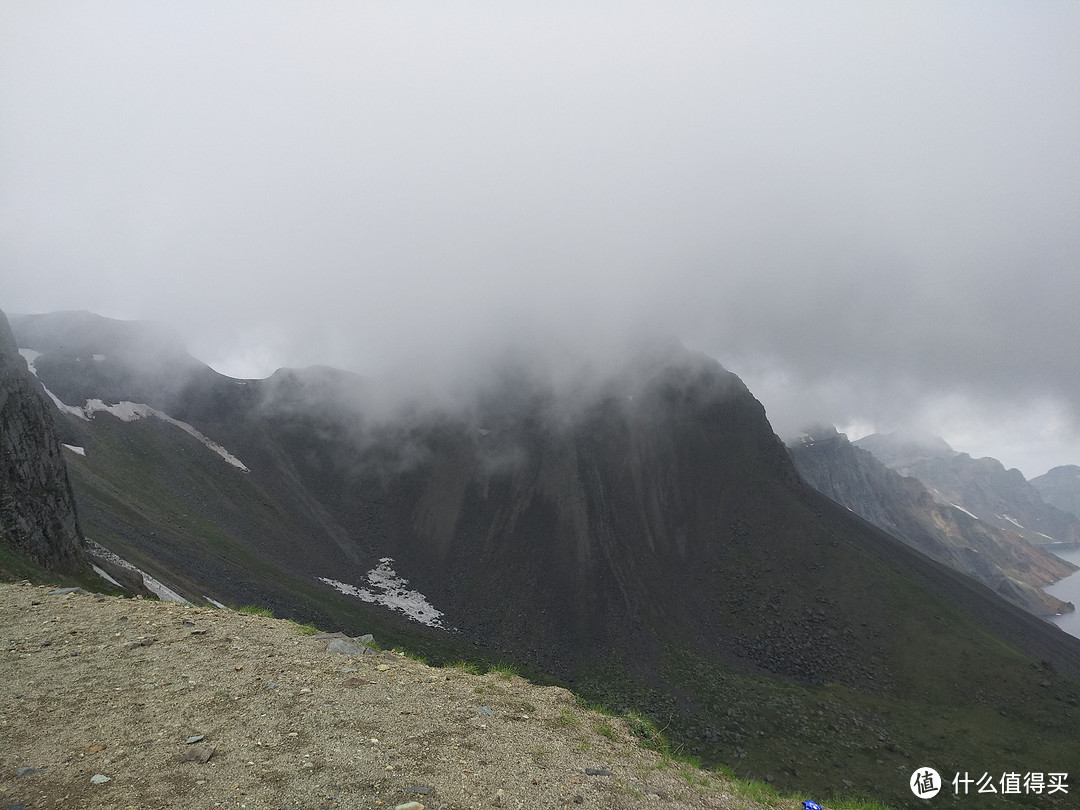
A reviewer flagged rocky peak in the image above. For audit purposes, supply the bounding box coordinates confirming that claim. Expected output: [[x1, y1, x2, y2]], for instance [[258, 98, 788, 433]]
[[0, 309, 88, 574]]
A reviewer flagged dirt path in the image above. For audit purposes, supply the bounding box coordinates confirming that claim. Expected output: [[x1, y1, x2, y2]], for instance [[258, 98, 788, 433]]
[[0, 582, 796, 810]]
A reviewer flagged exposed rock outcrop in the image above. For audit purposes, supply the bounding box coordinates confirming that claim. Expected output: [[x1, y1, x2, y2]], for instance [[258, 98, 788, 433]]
[[0, 309, 88, 574], [790, 426, 1075, 616], [855, 430, 1080, 544]]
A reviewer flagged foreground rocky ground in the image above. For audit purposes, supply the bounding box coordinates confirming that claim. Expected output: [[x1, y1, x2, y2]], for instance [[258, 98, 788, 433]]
[[0, 583, 811, 810]]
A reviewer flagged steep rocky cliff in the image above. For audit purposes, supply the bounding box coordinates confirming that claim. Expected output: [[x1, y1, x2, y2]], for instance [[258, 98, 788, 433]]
[[0, 309, 88, 574], [789, 427, 1075, 616], [855, 430, 1080, 544]]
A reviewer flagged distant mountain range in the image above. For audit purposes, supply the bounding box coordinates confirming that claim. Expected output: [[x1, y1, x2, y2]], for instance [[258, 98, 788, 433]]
[[6, 309, 1080, 808], [788, 427, 1075, 616], [854, 430, 1080, 545], [1032, 465, 1080, 521]]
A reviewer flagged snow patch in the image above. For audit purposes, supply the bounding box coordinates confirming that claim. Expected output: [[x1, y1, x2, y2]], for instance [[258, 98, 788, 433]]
[[86, 539, 190, 604], [17, 348, 40, 376], [91, 564, 121, 587], [62, 444, 86, 456], [1000, 514, 1025, 530], [55, 397, 250, 471], [319, 557, 445, 627], [204, 596, 228, 609], [17, 349, 248, 471], [949, 503, 979, 520]]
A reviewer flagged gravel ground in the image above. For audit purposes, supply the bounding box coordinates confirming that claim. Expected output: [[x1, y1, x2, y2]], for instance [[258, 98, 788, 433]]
[[0, 582, 796, 810]]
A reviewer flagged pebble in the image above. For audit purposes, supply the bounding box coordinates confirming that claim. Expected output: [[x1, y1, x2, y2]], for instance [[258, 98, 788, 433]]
[[90, 773, 111, 784], [394, 803, 424, 810], [16, 766, 47, 778], [180, 746, 215, 764], [186, 735, 205, 744], [377, 664, 391, 671]]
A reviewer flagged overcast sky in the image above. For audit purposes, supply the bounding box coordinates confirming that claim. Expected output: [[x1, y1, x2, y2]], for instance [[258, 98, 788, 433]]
[[1, 1, 1078, 477]]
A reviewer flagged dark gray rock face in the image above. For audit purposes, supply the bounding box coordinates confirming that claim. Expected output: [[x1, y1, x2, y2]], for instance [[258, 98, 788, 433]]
[[0, 309, 87, 573], [790, 427, 1075, 616]]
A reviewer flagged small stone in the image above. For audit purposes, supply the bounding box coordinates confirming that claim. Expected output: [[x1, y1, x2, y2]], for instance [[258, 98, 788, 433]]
[[327, 637, 371, 656], [16, 766, 47, 778], [377, 664, 391, 671], [405, 785, 431, 795], [477, 706, 494, 717], [299, 687, 312, 694], [90, 773, 110, 784], [234, 664, 244, 671], [394, 803, 425, 810], [180, 746, 215, 764], [186, 735, 205, 744]]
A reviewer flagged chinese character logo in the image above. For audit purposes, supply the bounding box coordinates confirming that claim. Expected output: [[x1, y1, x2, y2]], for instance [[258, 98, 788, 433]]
[[911, 767, 942, 798]]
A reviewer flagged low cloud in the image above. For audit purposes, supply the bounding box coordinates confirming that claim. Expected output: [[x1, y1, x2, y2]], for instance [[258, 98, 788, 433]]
[[1, 1, 1077, 477]]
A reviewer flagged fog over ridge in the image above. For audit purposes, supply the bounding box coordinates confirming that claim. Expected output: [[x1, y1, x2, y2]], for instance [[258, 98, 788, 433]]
[[1, 1, 1077, 478]]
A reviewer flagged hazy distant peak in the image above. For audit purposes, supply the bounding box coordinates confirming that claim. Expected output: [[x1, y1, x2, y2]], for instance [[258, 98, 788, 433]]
[[883, 428, 954, 453], [1040, 464, 1080, 477], [10, 310, 193, 368], [854, 429, 955, 466], [791, 425, 846, 447]]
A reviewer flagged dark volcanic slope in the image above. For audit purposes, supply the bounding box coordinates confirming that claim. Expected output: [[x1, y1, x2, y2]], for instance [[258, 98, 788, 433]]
[[856, 430, 1080, 544], [12, 312, 1080, 808], [789, 427, 1075, 616]]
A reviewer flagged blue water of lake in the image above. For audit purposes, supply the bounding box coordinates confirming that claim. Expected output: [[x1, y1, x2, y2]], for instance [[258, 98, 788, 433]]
[[1043, 545, 1080, 640]]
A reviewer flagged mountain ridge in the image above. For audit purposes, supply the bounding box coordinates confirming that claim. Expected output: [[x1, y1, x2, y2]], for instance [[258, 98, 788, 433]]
[[788, 426, 1075, 616], [854, 431, 1080, 545], [10, 310, 1080, 807]]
